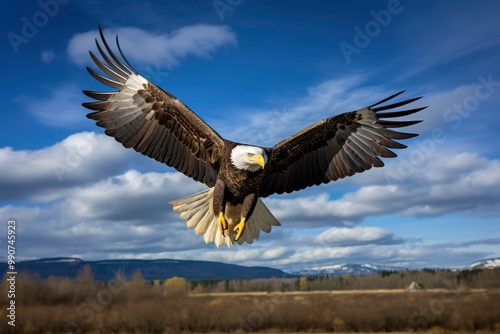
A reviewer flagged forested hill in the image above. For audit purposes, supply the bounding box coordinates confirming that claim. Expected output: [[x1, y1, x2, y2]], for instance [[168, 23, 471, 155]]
[[3, 257, 498, 281], [1, 257, 292, 281]]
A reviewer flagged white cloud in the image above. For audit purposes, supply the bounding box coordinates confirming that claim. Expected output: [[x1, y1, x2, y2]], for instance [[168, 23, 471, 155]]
[[409, 84, 476, 134], [262, 148, 500, 228], [315, 226, 403, 246], [0, 168, 208, 261], [32, 25, 235, 128], [2, 166, 497, 267], [271, 239, 496, 270], [2, 158, 495, 267], [64, 169, 204, 223], [67, 25, 236, 67], [0, 132, 134, 201]]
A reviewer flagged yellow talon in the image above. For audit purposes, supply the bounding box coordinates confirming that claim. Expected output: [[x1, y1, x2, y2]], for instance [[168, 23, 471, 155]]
[[218, 212, 228, 235], [233, 218, 246, 241]]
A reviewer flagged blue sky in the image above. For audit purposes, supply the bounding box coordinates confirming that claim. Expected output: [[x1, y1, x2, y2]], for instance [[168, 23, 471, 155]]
[[1, 0, 499, 270]]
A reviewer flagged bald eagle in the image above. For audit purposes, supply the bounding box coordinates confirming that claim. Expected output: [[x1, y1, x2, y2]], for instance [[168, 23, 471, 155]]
[[83, 28, 425, 247]]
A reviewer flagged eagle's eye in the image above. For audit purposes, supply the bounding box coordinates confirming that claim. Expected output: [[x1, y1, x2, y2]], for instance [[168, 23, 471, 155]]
[[247, 153, 253, 157]]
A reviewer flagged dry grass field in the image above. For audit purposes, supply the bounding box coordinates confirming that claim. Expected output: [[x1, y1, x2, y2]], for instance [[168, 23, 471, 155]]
[[1, 268, 499, 333]]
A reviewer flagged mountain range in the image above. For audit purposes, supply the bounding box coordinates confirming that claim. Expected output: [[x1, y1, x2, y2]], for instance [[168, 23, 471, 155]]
[[286, 263, 409, 277], [286, 258, 500, 276], [1, 257, 498, 281], [465, 258, 500, 270], [0, 257, 291, 281]]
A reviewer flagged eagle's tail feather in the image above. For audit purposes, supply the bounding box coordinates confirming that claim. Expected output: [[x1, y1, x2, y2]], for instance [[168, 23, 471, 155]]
[[170, 188, 281, 247]]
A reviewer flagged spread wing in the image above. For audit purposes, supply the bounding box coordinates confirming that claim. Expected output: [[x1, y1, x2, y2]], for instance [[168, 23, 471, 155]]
[[259, 91, 426, 197], [83, 27, 224, 187]]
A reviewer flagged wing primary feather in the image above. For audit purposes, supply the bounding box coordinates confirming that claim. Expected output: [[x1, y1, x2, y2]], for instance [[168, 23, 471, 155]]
[[88, 51, 127, 82], [377, 120, 422, 128], [377, 106, 427, 118], [378, 128, 419, 140], [115, 34, 141, 75], [86, 67, 123, 90], [372, 97, 422, 112], [356, 127, 407, 148], [343, 146, 367, 172], [350, 132, 376, 155], [345, 138, 373, 168], [94, 39, 130, 78], [369, 90, 406, 108], [91, 106, 141, 121], [349, 134, 383, 167], [82, 101, 110, 111], [371, 141, 397, 158], [95, 30, 131, 77], [98, 26, 134, 76], [99, 111, 143, 130], [332, 154, 353, 178], [338, 150, 353, 173], [82, 90, 115, 101]]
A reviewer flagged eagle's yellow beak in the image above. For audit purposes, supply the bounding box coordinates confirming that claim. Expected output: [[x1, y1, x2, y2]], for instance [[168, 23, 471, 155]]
[[252, 153, 266, 168]]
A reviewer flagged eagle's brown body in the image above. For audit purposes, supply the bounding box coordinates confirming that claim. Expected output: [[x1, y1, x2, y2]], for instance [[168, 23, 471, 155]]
[[213, 140, 266, 229], [83, 27, 426, 247], [218, 141, 265, 200]]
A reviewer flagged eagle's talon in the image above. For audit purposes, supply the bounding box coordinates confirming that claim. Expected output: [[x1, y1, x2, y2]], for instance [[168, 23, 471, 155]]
[[233, 218, 246, 241], [218, 212, 228, 235]]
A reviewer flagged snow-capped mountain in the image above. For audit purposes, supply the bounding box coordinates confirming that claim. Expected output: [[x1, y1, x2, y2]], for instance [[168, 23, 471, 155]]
[[465, 258, 500, 270], [288, 258, 500, 277], [287, 263, 408, 276]]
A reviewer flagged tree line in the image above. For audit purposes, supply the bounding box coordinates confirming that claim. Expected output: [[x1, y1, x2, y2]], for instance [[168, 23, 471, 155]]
[[0, 267, 498, 333], [2, 265, 498, 305]]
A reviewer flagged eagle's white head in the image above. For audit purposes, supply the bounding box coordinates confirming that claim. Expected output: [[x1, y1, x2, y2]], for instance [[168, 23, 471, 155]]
[[231, 145, 267, 172]]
